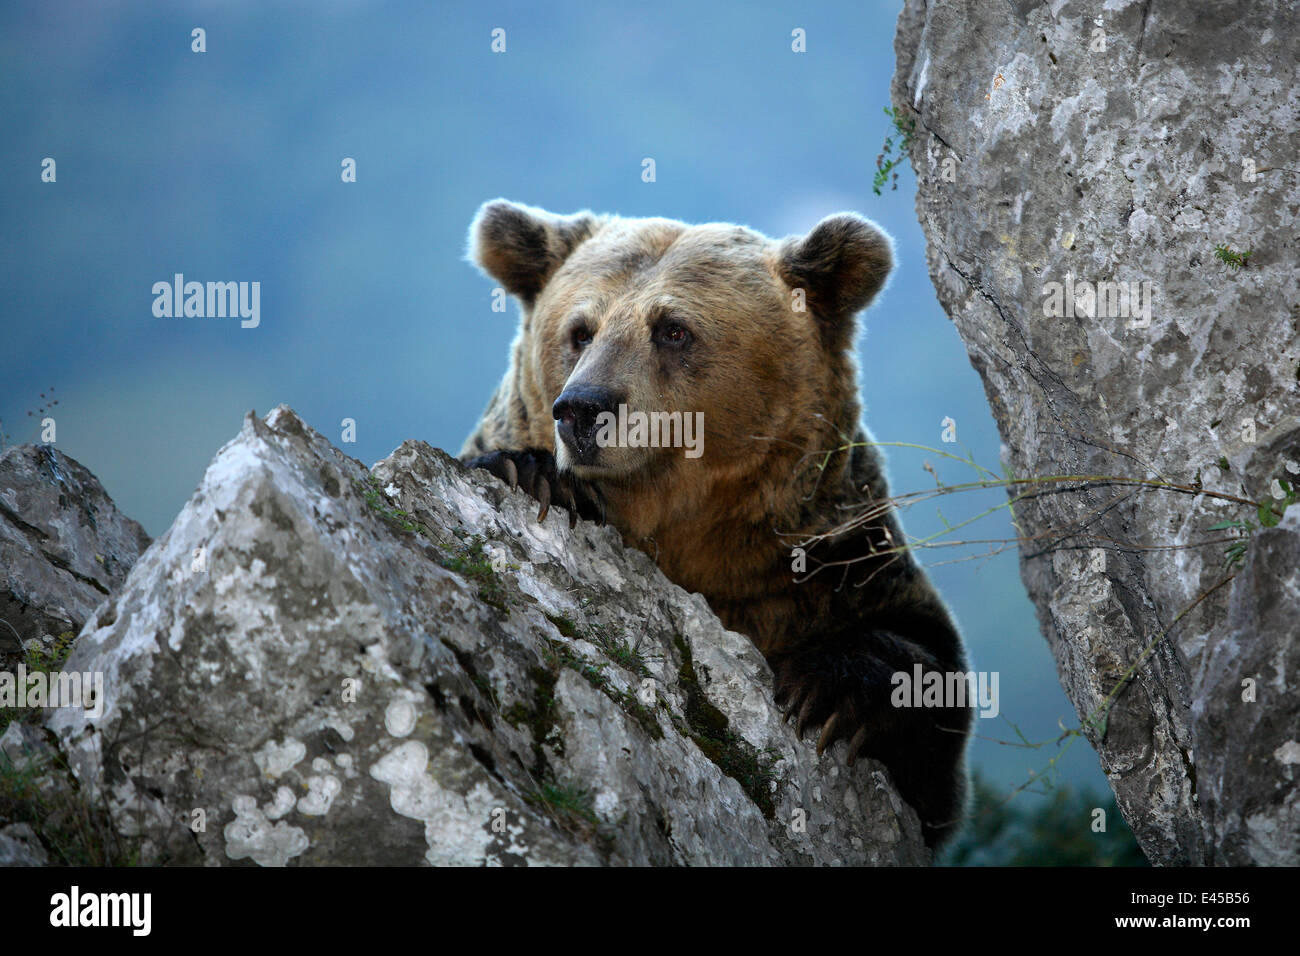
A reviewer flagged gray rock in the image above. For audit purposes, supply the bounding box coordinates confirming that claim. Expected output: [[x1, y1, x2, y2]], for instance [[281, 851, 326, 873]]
[[0, 823, 48, 867], [0, 444, 150, 659], [893, 0, 1299, 864], [0, 721, 76, 865], [1, 719, 57, 776], [1191, 509, 1300, 865], [45, 406, 926, 865]]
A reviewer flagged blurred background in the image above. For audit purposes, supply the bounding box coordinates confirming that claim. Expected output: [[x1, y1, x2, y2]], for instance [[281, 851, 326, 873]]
[[0, 0, 1140, 862]]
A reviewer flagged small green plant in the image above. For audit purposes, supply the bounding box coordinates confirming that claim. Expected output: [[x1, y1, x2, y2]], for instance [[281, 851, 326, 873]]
[[1212, 243, 1252, 270], [1206, 518, 1256, 570], [25, 631, 76, 673], [1259, 479, 1298, 527], [1208, 479, 1299, 568], [873, 106, 916, 196], [524, 778, 601, 833], [356, 475, 426, 534], [599, 630, 650, 677], [354, 476, 512, 612], [544, 612, 579, 638], [441, 531, 510, 613], [540, 629, 663, 740], [545, 610, 654, 678], [2, 630, 78, 733], [545, 637, 611, 689]]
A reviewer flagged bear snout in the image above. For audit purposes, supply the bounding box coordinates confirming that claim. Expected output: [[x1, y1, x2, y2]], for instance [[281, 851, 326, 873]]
[[553, 384, 620, 462]]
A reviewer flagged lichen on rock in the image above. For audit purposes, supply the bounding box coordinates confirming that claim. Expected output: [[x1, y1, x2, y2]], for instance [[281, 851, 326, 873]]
[[33, 406, 925, 865]]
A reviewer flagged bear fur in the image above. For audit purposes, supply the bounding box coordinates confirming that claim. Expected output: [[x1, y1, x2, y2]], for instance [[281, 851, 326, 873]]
[[461, 199, 972, 849]]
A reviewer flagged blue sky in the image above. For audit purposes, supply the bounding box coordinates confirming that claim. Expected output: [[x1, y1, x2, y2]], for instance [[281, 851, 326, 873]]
[[1, 0, 1109, 803]]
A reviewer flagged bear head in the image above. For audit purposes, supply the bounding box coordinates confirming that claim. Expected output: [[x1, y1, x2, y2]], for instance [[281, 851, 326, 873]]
[[468, 199, 893, 533]]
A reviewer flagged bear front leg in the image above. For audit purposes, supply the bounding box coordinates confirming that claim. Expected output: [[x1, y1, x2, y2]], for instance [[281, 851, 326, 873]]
[[465, 447, 602, 525], [771, 631, 972, 848]]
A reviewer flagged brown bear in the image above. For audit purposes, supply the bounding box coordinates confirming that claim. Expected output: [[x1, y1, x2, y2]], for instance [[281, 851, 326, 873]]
[[461, 199, 971, 849]]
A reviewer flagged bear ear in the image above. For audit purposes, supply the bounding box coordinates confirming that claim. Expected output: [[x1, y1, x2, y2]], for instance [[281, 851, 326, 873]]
[[469, 199, 602, 303], [777, 213, 894, 347]]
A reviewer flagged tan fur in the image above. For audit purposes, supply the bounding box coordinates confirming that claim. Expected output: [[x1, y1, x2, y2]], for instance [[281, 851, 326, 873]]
[[461, 200, 970, 847]]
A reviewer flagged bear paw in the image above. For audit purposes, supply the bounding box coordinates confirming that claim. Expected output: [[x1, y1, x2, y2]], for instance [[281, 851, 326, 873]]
[[772, 646, 895, 765], [466, 447, 598, 525]]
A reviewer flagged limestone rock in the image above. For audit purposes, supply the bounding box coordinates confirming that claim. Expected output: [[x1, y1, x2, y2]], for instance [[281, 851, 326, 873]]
[[893, 0, 1299, 864], [0, 444, 150, 661], [45, 406, 926, 865], [0, 822, 48, 867]]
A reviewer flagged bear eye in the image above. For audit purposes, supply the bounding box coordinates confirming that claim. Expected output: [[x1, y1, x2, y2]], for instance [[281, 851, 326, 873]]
[[571, 326, 593, 351], [655, 320, 692, 348]]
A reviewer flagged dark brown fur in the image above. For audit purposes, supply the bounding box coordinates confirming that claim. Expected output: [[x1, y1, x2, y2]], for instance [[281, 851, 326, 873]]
[[461, 199, 971, 848]]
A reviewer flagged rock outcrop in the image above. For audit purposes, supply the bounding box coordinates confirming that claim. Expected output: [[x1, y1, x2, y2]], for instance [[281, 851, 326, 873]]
[[0, 822, 48, 867], [0, 444, 150, 664], [0, 722, 63, 865], [893, 0, 1298, 864], [36, 406, 925, 865]]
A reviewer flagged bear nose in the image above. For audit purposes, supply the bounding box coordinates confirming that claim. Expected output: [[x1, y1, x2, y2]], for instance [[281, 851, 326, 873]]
[[553, 385, 620, 460]]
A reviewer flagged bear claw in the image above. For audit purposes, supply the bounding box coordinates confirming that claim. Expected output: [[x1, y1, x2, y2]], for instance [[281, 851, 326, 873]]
[[794, 696, 819, 738], [536, 476, 551, 522], [815, 712, 840, 755], [845, 726, 870, 766]]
